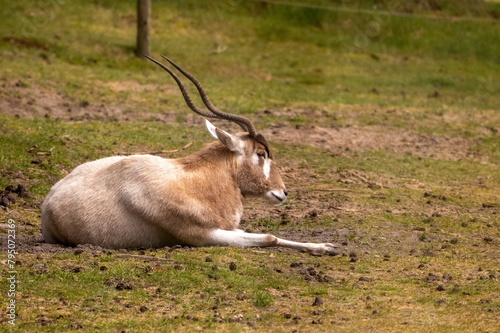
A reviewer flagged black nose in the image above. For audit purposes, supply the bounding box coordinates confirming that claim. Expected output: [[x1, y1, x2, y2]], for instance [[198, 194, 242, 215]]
[[284, 191, 288, 197]]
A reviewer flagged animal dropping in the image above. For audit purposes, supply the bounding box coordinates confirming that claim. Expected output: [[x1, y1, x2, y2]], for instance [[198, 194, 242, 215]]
[[41, 55, 339, 255]]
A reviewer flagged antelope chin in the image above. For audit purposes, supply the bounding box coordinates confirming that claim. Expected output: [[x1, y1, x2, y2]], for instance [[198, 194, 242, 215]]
[[266, 190, 287, 204]]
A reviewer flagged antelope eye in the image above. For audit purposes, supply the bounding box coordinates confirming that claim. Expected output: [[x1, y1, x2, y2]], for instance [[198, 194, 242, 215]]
[[256, 150, 266, 158]]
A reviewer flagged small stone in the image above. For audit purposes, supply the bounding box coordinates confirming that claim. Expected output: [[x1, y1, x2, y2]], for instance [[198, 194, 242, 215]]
[[229, 314, 244, 323], [72, 267, 83, 273], [306, 210, 318, 218], [229, 262, 237, 271], [436, 285, 446, 291], [115, 282, 134, 291], [312, 297, 323, 306], [169, 245, 182, 252]]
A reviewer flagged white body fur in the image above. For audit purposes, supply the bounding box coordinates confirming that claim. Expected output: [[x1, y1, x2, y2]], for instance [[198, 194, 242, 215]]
[[41, 121, 339, 255]]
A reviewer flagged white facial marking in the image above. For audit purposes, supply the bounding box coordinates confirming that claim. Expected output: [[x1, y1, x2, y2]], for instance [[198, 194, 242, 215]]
[[251, 153, 259, 165], [263, 158, 271, 180]]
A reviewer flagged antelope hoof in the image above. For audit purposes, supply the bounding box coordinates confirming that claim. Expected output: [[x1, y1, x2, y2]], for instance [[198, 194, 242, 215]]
[[311, 243, 341, 256]]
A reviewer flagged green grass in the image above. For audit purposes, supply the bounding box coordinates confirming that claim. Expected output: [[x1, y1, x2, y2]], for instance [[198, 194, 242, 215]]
[[1, 0, 499, 332], [0, 115, 205, 196], [1, 0, 499, 115]]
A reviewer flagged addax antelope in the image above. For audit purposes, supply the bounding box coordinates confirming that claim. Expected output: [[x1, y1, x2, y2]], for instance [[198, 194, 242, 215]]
[[41, 55, 339, 255]]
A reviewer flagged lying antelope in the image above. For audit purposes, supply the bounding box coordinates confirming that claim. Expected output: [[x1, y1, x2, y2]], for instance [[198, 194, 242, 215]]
[[41, 55, 339, 255]]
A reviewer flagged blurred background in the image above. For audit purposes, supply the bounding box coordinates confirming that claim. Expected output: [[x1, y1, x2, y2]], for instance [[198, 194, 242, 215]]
[[1, 0, 498, 121]]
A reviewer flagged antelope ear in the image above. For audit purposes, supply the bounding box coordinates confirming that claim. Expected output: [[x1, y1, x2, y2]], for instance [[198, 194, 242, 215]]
[[205, 119, 220, 140], [205, 119, 242, 153]]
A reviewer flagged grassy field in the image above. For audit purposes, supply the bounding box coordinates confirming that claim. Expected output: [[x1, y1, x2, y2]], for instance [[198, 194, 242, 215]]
[[0, 0, 499, 332]]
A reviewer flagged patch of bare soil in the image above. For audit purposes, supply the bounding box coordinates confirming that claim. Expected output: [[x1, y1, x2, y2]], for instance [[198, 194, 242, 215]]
[[1, 78, 486, 167], [0, 232, 73, 254], [261, 123, 475, 161], [0, 78, 182, 123], [1, 78, 483, 163]]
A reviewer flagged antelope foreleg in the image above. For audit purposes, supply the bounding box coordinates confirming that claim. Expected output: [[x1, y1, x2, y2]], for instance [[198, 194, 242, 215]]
[[202, 229, 340, 255]]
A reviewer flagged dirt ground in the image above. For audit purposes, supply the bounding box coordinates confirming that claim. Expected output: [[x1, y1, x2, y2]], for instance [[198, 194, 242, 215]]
[[1, 81, 497, 259], [0, 78, 499, 333], [1, 80, 481, 161]]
